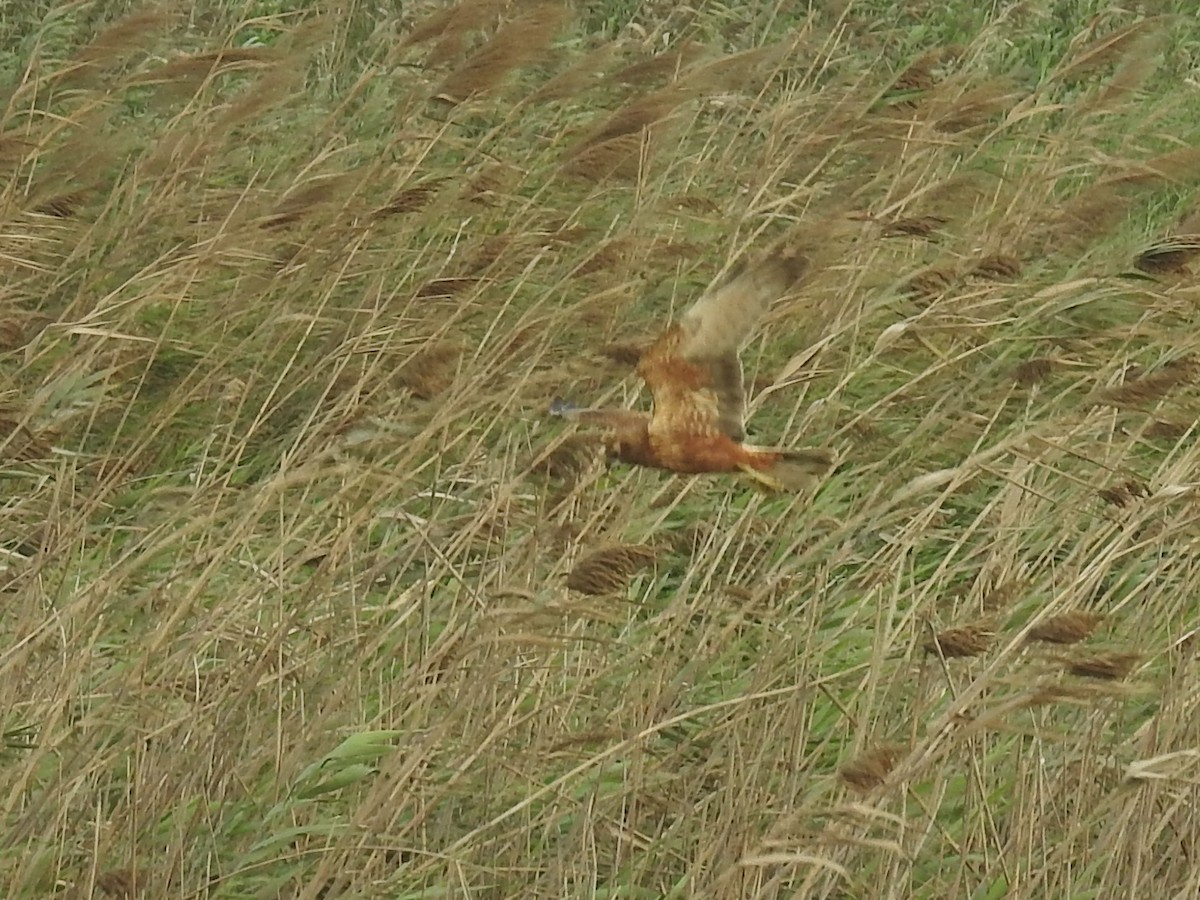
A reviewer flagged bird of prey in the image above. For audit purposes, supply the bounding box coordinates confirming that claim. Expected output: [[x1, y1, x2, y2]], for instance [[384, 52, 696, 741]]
[[551, 252, 834, 491]]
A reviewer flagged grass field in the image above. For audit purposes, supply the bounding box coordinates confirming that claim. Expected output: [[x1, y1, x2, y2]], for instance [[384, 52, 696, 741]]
[[3, 0, 1200, 897]]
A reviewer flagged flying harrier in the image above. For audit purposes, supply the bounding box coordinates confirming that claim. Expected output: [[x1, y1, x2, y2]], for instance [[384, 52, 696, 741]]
[[551, 252, 834, 491]]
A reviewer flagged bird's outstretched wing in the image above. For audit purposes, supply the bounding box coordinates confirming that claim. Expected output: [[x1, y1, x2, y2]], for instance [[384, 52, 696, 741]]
[[549, 401, 647, 432], [640, 253, 807, 442], [549, 400, 655, 466]]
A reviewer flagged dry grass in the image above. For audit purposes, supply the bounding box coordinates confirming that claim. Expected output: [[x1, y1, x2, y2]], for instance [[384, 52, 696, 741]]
[[2, 1, 1200, 897]]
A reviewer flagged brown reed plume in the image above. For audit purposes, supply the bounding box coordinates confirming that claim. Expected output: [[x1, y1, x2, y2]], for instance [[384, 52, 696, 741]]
[[889, 48, 945, 97], [435, 5, 570, 104], [923, 622, 995, 659], [1096, 480, 1148, 508], [0, 412, 55, 463], [606, 39, 707, 86], [675, 44, 786, 94], [95, 869, 138, 899], [529, 42, 619, 103], [562, 85, 697, 181], [1048, 16, 1170, 85], [1028, 612, 1106, 645], [904, 264, 959, 299], [1107, 146, 1200, 188], [258, 176, 350, 229], [840, 743, 907, 791], [0, 133, 34, 166], [531, 433, 602, 481], [415, 277, 484, 299], [1084, 30, 1167, 113], [133, 47, 281, 85], [969, 253, 1022, 281], [55, 8, 173, 86], [880, 215, 947, 238], [1061, 650, 1140, 681], [931, 77, 1023, 132], [32, 190, 93, 218], [1135, 235, 1200, 275], [1011, 358, 1055, 386], [567, 543, 657, 595], [1041, 147, 1200, 256], [374, 179, 449, 218], [981, 579, 1026, 613], [1135, 206, 1200, 275], [217, 54, 311, 131], [572, 239, 634, 277], [1146, 419, 1189, 440], [399, 0, 509, 51], [463, 235, 523, 274], [395, 343, 463, 399], [1095, 357, 1197, 410]]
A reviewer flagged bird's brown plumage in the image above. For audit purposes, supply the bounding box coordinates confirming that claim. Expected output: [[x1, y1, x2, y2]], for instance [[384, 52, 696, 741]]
[[554, 252, 834, 490]]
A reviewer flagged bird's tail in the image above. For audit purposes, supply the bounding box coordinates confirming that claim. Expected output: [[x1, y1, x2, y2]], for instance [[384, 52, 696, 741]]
[[742, 447, 836, 491]]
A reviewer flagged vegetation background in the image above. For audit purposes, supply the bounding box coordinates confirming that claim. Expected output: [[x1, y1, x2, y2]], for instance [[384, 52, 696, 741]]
[[2, 0, 1200, 896]]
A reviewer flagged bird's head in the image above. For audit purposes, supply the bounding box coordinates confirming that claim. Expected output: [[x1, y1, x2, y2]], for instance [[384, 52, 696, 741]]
[[548, 397, 581, 418]]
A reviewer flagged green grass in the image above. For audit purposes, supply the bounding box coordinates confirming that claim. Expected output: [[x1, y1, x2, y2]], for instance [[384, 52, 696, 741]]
[[3, 0, 1200, 896]]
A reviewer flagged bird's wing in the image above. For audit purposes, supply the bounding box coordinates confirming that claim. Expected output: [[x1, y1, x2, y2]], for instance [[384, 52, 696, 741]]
[[678, 254, 807, 361], [641, 252, 807, 442], [549, 401, 655, 465], [550, 404, 648, 432]]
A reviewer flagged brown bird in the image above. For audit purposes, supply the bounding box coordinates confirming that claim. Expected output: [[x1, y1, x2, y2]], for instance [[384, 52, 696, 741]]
[[551, 252, 835, 491]]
